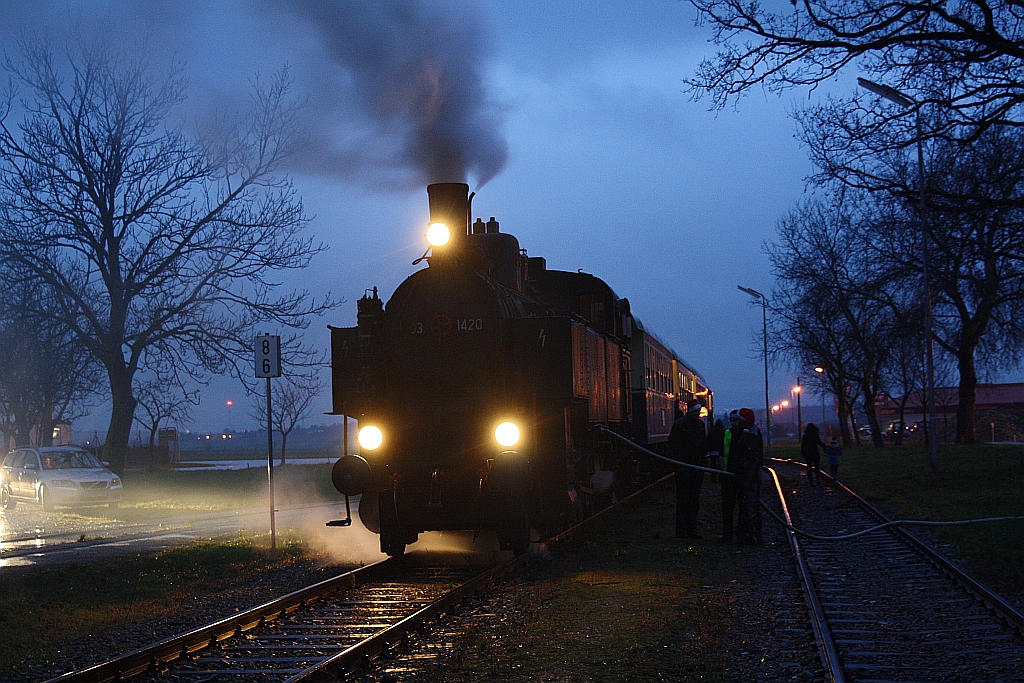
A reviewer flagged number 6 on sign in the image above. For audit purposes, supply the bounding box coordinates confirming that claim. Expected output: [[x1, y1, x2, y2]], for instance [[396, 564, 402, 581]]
[[255, 334, 282, 378]]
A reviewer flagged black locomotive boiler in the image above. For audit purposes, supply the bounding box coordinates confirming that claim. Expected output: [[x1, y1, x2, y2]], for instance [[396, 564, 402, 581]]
[[330, 183, 711, 556]]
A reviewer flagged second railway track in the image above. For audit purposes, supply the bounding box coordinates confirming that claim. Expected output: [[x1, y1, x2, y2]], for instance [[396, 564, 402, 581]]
[[768, 460, 1024, 683]]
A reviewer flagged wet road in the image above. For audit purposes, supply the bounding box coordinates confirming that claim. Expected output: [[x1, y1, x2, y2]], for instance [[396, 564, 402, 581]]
[[0, 501, 368, 571]]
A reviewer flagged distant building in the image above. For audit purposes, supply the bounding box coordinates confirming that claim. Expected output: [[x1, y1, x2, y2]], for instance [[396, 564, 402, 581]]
[[880, 383, 1024, 421], [879, 383, 1024, 442]]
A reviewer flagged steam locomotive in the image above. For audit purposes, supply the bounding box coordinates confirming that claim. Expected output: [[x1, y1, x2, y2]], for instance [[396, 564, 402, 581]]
[[330, 183, 711, 556]]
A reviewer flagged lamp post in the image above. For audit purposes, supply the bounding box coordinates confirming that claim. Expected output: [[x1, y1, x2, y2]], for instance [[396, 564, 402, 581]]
[[739, 286, 770, 448], [814, 366, 827, 427], [794, 378, 803, 438], [858, 77, 939, 473], [781, 400, 790, 439]]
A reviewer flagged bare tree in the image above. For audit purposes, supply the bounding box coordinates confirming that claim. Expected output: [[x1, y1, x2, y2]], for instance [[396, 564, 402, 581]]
[[133, 377, 198, 449], [880, 318, 928, 446], [816, 120, 1024, 443], [688, 1, 1024, 134], [249, 372, 324, 465], [0, 39, 333, 473], [769, 263, 861, 447], [769, 196, 905, 447], [0, 282, 100, 448]]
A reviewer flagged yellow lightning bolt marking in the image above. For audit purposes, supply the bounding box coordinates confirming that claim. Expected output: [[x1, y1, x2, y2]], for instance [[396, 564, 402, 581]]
[[539, 329, 547, 347]]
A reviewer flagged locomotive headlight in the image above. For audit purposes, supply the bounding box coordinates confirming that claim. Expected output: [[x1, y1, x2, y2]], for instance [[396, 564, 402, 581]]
[[426, 222, 450, 247], [495, 421, 521, 448], [357, 425, 383, 451]]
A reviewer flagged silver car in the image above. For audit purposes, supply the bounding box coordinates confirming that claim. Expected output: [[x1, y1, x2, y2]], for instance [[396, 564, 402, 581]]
[[0, 446, 123, 511]]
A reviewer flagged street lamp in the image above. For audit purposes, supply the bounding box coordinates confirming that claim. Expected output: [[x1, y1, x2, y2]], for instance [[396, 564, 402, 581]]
[[738, 285, 770, 448], [781, 400, 790, 438], [858, 77, 939, 473], [794, 378, 803, 438], [814, 366, 827, 426]]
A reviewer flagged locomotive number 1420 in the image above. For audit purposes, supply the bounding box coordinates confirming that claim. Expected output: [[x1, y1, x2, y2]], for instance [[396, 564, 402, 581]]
[[409, 318, 484, 334]]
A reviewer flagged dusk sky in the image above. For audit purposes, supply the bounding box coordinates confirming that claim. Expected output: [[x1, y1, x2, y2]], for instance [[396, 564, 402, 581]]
[[4, 1, 869, 435]]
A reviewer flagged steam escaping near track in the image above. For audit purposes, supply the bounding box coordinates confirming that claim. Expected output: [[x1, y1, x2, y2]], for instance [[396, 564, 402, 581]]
[[271, 0, 508, 187]]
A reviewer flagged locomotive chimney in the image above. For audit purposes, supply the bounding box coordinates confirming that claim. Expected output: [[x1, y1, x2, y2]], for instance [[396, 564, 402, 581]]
[[427, 182, 470, 241]]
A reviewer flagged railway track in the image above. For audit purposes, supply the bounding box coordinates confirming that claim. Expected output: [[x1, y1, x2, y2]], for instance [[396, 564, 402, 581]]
[[44, 476, 672, 683], [45, 556, 512, 683], [768, 461, 1024, 683]]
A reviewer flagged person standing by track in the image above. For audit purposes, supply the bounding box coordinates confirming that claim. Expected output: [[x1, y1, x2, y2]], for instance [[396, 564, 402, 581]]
[[733, 408, 764, 545], [668, 400, 708, 539], [825, 438, 842, 478], [707, 417, 726, 480], [800, 423, 826, 486], [720, 411, 744, 542]]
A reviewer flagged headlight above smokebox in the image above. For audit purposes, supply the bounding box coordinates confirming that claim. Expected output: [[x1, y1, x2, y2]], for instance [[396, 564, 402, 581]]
[[495, 421, 521, 448]]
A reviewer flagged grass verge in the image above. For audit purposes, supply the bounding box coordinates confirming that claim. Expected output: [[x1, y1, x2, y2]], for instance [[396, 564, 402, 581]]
[[436, 482, 774, 683], [0, 536, 310, 671], [774, 442, 1024, 594]]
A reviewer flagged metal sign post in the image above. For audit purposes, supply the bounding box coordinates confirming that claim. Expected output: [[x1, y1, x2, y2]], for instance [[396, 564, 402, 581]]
[[255, 334, 282, 549]]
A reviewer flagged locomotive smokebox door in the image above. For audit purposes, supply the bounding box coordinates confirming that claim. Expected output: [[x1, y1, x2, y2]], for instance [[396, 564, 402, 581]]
[[332, 454, 371, 497]]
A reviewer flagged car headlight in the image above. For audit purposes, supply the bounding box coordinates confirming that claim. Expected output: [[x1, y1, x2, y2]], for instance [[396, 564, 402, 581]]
[[52, 480, 76, 489], [358, 425, 383, 451], [110, 478, 122, 488], [495, 422, 521, 448]]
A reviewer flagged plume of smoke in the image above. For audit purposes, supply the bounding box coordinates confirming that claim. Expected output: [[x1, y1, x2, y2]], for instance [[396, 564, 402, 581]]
[[3, 1, 507, 189], [268, 0, 508, 188]]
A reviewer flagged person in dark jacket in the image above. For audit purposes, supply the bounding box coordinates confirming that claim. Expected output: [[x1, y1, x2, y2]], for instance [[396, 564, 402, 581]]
[[668, 400, 708, 538], [721, 411, 745, 542], [707, 418, 726, 480], [733, 407, 764, 544], [800, 423, 826, 486]]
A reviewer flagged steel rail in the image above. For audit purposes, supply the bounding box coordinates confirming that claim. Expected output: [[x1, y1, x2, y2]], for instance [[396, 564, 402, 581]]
[[769, 456, 1024, 635], [44, 559, 394, 683], [285, 555, 518, 682], [765, 467, 845, 683], [819, 466, 1024, 636], [288, 470, 680, 681], [44, 469, 679, 683]]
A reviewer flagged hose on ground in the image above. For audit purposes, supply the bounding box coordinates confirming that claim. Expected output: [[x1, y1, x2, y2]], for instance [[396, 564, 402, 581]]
[[759, 499, 1024, 541]]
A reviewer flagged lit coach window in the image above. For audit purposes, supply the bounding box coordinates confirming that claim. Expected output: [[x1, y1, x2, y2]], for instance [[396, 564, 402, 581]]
[[357, 425, 383, 451], [426, 222, 450, 247], [495, 422, 521, 448]]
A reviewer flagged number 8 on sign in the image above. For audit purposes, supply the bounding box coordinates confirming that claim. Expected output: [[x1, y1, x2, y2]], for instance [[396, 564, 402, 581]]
[[255, 334, 282, 378]]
